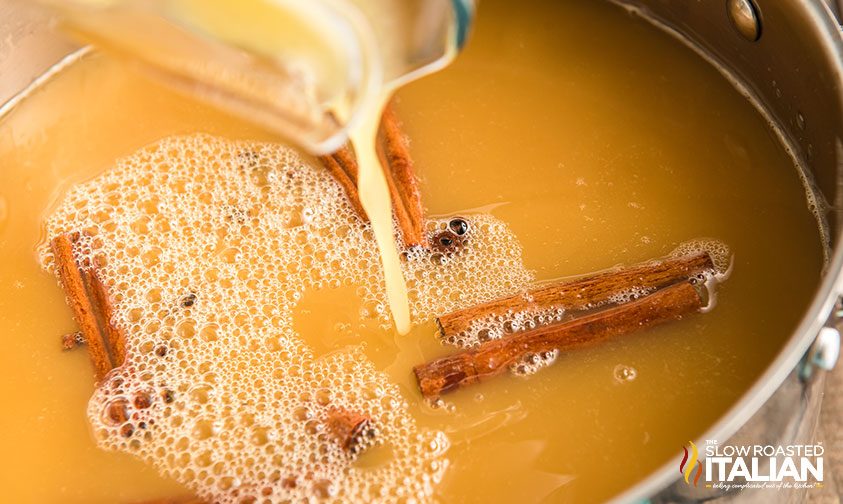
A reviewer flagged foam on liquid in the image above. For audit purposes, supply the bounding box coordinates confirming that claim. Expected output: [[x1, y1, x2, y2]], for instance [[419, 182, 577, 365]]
[[39, 134, 532, 502]]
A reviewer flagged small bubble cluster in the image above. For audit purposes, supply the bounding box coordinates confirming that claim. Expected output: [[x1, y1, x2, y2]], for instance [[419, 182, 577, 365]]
[[669, 239, 732, 280], [403, 218, 532, 320], [606, 286, 656, 305], [613, 364, 638, 383], [447, 307, 567, 349], [39, 134, 532, 503], [510, 349, 560, 377]]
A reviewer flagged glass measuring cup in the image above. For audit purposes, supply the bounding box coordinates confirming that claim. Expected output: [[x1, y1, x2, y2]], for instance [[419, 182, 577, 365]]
[[37, 0, 474, 154]]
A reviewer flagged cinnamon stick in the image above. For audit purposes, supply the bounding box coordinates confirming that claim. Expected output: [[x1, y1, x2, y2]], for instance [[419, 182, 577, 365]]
[[437, 251, 714, 341], [415, 281, 705, 399], [331, 144, 358, 181], [377, 104, 426, 248], [326, 407, 377, 457], [318, 151, 367, 219], [51, 233, 113, 380], [51, 233, 126, 379], [88, 269, 127, 366], [319, 104, 427, 248]]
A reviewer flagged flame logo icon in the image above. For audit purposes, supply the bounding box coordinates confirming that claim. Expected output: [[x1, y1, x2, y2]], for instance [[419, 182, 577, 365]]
[[680, 441, 704, 486]]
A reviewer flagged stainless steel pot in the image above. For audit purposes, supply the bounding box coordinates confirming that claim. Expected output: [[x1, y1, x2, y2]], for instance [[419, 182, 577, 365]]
[[609, 1, 843, 502], [1, 0, 841, 502]]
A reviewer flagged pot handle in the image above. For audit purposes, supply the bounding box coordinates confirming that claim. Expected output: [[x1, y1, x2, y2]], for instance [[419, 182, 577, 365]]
[[799, 301, 842, 381]]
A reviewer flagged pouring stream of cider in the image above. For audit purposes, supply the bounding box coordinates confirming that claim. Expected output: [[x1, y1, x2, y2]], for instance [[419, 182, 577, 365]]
[[350, 104, 412, 334], [38, 0, 471, 333]]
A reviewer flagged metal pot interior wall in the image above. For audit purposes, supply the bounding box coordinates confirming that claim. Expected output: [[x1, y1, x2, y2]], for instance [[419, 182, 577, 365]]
[[608, 1, 843, 501], [620, 0, 843, 236]]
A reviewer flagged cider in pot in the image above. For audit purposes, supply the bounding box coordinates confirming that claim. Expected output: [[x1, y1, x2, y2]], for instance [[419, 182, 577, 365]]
[[0, 0, 824, 502]]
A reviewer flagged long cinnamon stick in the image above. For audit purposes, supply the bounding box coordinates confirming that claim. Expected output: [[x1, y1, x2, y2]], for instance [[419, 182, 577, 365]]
[[331, 144, 358, 181], [88, 269, 127, 367], [51, 233, 113, 380], [377, 104, 426, 248], [437, 251, 714, 341], [51, 233, 127, 379], [318, 151, 367, 218], [319, 104, 427, 248], [414, 281, 704, 399]]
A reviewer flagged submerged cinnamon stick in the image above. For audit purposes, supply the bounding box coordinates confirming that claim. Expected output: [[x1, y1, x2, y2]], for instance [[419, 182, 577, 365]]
[[318, 152, 367, 218], [51, 233, 113, 380], [377, 105, 426, 248], [437, 251, 714, 340], [319, 103, 427, 248], [326, 407, 377, 457], [88, 270, 127, 366], [330, 144, 359, 181], [51, 232, 126, 379], [414, 280, 705, 399]]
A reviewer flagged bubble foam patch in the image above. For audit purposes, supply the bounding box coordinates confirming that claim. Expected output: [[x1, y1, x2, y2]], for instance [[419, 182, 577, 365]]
[[39, 134, 533, 503]]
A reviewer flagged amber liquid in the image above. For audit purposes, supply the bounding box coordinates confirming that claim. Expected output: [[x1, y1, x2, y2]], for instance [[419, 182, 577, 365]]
[[0, 0, 823, 502]]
